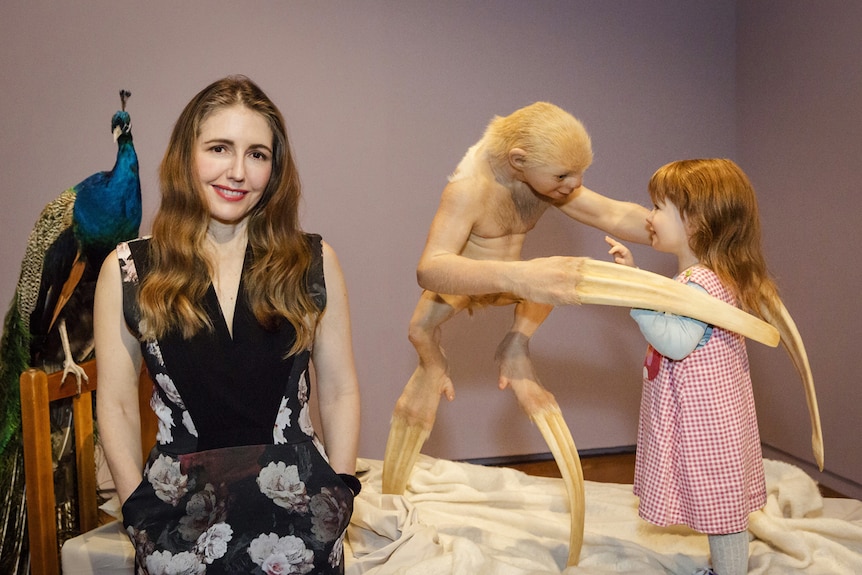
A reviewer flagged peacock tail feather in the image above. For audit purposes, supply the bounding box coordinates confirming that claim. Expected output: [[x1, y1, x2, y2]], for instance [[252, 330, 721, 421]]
[[0, 298, 30, 457], [16, 189, 76, 334], [0, 298, 30, 575]]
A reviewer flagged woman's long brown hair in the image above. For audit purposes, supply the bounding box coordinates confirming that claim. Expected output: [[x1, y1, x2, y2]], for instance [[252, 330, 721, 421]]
[[648, 158, 780, 320], [138, 75, 320, 353]]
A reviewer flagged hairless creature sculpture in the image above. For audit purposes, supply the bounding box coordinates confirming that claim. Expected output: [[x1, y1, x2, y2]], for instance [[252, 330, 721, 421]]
[[382, 103, 821, 566]]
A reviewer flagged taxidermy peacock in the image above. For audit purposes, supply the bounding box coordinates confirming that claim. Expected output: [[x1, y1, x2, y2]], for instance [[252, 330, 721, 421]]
[[0, 90, 141, 574]]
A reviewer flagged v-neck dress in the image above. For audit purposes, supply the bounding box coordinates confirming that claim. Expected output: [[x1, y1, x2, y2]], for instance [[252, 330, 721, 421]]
[[115, 235, 354, 574]]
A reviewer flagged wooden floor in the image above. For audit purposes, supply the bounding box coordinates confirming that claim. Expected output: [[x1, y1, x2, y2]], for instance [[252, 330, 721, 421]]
[[500, 452, 848, 498], [501, 452, 636, 484]]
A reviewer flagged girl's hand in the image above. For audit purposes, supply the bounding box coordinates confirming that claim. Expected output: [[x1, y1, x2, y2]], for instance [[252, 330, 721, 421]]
[[605, 235, 635, 267]]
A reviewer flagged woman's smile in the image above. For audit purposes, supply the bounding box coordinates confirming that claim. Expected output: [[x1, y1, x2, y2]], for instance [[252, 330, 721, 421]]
[[213, 184, 249, 201]]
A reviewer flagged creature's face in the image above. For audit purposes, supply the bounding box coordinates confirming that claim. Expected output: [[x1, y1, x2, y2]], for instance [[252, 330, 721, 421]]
[[194, 105, 273, 226], [520, 163, 584, 201]]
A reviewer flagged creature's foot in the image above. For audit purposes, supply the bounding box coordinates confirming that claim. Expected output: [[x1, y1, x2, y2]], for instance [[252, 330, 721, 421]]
[[382, 366, 452, 494], [509, 379, 584, 566], [495, 332, 536, 391]]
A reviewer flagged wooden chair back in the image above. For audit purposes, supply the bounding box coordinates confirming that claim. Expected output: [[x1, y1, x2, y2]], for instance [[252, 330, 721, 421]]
[[19, 359, 157, 575]]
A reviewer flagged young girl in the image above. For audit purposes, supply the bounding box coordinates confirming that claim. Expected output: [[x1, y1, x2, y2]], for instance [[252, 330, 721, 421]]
[[606, 158, 778, 575]]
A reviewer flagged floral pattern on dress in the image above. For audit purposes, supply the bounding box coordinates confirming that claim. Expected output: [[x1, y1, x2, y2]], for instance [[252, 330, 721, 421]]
[[147, 454, 189, 506], [248, 533, 315, 574], [118, 236, 353, 574], [258, 462, 311, 513]]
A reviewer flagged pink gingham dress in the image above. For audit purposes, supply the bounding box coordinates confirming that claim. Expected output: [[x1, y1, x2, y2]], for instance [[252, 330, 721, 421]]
[[633, 266, 766, 534]]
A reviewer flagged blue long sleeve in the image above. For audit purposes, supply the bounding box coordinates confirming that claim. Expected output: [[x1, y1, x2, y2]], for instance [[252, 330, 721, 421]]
[[630, 282, 711, 360]]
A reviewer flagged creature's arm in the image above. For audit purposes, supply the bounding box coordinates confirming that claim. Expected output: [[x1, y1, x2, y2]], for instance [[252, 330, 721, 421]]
[[312, 242, 361, 476], [558, 186, 651, 244], [416, 180, 505, 295], [94, 250, 144, 503], [417, 181, 584, 304]]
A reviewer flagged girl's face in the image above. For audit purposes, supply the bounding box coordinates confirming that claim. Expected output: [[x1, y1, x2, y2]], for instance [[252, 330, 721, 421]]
[[195, 105, 273, 225], [646, 199, 693, 261]]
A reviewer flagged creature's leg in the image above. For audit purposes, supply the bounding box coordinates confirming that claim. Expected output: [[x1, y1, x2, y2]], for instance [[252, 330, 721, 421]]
[[382, 292, 470, 494], [58, 318, 88, 394], [497, 301, 585, 566]]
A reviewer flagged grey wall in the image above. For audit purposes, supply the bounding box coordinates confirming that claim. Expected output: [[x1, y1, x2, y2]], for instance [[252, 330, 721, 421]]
[[0, 1, 857, 497]]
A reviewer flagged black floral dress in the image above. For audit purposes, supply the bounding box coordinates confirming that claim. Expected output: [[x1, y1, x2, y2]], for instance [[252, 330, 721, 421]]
[[116, 235, 354, 575]]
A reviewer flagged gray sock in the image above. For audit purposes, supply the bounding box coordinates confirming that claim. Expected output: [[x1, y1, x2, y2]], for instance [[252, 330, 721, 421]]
[[708, 531, 749, 575]]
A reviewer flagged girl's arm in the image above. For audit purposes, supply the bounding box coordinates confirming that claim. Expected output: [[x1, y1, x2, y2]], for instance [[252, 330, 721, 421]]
[[630, 282, 710, 360], [94, 250, 146, 503], [312, 242, 360, 477], [605, 236, 709, 360]]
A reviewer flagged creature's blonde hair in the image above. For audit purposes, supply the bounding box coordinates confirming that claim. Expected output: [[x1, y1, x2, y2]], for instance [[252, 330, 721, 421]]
[[648, 158, 779, 319], [484, 102, 593, 172], [138, 75, 320, 353]]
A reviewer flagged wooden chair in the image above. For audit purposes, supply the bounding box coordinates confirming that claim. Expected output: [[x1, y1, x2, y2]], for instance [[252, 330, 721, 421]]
[[19, 358, 157, 575]]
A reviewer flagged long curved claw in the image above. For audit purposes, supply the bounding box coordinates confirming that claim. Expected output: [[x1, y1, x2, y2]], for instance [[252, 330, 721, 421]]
[[509, 376, 585, 566], [531, 404, 585, 567], [382, 366, 448, 494], [760, 299, 824, 470], [382, 411, 434, 494], [575, 260, 780, 347]]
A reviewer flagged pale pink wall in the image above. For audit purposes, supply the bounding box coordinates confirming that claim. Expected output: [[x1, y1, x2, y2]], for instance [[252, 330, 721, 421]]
[[737, 1, 862, 499], [0, 2, 855, 496]]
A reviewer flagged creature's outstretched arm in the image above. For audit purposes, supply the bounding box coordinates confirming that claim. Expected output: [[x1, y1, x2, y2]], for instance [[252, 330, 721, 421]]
[[570, 259, 779, 347]]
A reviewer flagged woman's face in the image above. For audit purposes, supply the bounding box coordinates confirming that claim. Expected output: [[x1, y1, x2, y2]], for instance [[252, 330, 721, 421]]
[[195, 104, 273, 225]]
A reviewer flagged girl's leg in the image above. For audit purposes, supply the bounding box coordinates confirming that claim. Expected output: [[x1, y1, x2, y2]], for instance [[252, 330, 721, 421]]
[[708, 531, 749, 575]]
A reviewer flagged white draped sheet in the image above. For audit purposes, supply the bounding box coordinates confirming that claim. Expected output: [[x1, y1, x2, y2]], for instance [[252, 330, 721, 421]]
[[346, 456, 862, 575], [61, 455, 862, 574]]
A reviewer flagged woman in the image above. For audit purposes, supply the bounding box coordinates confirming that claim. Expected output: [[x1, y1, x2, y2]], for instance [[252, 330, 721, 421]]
[[95, 76, 360, 574]]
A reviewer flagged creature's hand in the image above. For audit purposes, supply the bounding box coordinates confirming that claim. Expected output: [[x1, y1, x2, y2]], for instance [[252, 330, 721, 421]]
[[510, 256, 590, 305], [605, 236, 635, 267]]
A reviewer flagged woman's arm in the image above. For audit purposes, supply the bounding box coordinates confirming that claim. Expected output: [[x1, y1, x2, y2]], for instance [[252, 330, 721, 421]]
[[94, 250, 145, 503], [311, 242, 360, 476]]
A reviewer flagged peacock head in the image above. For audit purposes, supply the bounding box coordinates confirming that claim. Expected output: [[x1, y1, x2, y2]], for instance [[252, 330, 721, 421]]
[[112, 89, 133, 142], [112, 110, 132, 142]]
